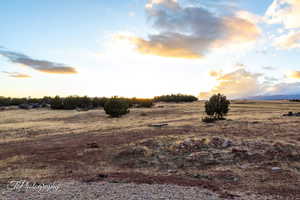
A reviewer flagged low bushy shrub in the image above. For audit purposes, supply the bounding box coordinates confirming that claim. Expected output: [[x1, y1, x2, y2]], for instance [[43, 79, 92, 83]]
[[204, 93, 230, 120], [154, 94, 198, 103], [104, 97, 130, 117], [0, 97, 11, 106], [92, 97, 108, 108], [50, 96, 64, 109]]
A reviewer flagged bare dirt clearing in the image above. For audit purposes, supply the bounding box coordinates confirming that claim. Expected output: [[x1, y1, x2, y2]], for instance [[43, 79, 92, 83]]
[[0, 101, 300, 199]]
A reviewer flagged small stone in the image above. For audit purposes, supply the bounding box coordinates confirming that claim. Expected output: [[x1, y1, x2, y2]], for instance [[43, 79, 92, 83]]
[[222, 140, 232, 148], [87, 143, 99, 148], [272, 167, 281, 171], [167, 170, 177, 173], [98, 174, 108, 178], [183, 138, 193, 146], [158, 155, 167, 161]]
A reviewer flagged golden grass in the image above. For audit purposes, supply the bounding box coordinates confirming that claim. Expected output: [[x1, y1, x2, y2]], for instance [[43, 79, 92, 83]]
[[0, 100, 299, 143]]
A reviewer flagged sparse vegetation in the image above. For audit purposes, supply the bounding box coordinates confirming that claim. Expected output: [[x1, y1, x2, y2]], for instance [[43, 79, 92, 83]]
[[290, 99, 300, 102], [154, 94, 198, 103], [204, 93, 230, 120], [104, 96, 130, 117], [1, 100, 300, 199]]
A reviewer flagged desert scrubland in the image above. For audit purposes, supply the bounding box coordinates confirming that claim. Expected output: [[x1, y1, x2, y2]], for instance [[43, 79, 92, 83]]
[[0, 100, 300, 199]]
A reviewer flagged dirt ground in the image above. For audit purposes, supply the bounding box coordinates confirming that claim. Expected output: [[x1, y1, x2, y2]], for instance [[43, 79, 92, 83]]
[[0, 100, 300, 199]]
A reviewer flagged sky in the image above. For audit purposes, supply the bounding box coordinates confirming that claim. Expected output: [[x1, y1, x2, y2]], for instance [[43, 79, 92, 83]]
[[1, 0, 300, 99]]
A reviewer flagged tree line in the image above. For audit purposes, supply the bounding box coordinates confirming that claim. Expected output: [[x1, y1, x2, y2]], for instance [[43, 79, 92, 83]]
[[0, 94, 198, 110]]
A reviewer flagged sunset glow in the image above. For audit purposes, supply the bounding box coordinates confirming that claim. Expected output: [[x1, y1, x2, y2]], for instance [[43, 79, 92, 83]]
[[1, 0, 300, 99]]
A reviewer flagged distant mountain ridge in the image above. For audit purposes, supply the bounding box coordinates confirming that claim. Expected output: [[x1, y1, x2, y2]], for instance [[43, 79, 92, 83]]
[[244, 94, 300, 100]]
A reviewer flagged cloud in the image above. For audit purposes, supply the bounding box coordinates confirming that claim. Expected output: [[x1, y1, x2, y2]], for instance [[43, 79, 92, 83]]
[[287, 71, 300, 79], [201, 67, 300, 99], [264, 76, 279, 83], [274, 31, 300, 49], [266, 82, 300, 95], [265, 0, 300, 29], [118, 0, 260, 59], [262, 66, 276, 70], [116, 35, 203, 59], [2, 71, 31, 78], [200, 69, 263, 99], [235, 10, 262, 24], [0, 48, 78, 74], [209, 70, 222, 77], [146, 0, 179, 9]]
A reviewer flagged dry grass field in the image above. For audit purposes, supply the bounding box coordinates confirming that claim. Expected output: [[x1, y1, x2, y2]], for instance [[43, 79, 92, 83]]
[[1, 100, 300, 199]]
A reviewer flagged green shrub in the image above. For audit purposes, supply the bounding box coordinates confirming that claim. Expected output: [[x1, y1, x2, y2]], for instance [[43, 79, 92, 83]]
[[63, 96, 78, 110], [204, 93, 230, 120], [73, 96, 92, 109], [290, 99, 300, 102], [201, 116, 216, 123], [104, 97, 130, 117], [0, 97, 11, 106], [10, 98, 27, 106], [92, 97, 108, 108], [50, 96, 64, 109], [154, 94, 198, 103]]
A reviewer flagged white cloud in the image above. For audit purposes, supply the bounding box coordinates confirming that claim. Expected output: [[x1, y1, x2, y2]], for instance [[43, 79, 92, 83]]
[[265, 0, 300, 29], [200, 69, 263, 99], [200, 67, 300, 99], [274, 31, 300, 49]]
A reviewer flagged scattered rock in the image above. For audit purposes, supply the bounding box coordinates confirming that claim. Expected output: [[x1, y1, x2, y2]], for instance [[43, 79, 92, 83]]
[[283, 111, 300, 117], [209, 137, 225, 148], [222, 140, 232, 148], [87, 143, 99, 149], [185, 152, 218, 165], [271, 167, 281, 171], [183, 138, 193, 146], [175, 138, 208, 153], [157, 155, 168, 161], [98, 174, 108, 178], [232, 148, 249, 160], [148, 123, 168, 128]]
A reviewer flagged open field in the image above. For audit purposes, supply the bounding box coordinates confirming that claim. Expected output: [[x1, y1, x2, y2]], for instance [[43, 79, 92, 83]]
[[1, 100, 300, 199]]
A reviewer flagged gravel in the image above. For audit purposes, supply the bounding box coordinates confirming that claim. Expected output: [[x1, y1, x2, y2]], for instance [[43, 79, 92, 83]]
[[0, 181, 273, 200]]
